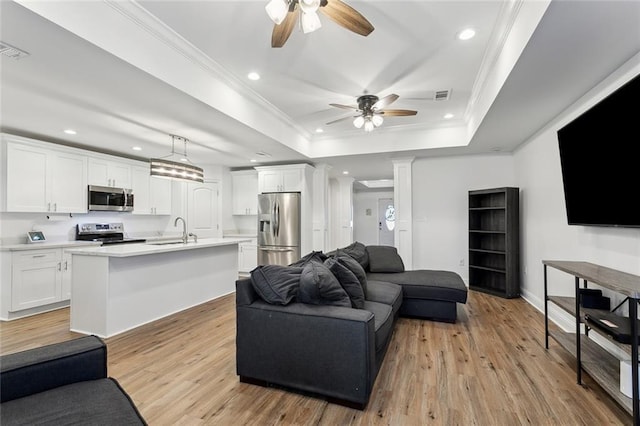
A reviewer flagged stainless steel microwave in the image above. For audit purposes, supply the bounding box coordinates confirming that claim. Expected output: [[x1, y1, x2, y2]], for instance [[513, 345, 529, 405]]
[[88, 185, 134, 212]]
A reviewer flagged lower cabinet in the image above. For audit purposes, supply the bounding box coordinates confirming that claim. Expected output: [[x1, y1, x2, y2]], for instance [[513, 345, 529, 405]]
[[10, 249, 63, 311], [238, 239, 257, 275]]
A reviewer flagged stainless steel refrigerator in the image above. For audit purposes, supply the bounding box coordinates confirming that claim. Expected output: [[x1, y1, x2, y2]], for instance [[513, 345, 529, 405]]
[[257, 192, 301, 266]]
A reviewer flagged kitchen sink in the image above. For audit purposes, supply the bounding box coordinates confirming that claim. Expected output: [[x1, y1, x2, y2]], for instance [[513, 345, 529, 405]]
[[147, 240, 186, 246]]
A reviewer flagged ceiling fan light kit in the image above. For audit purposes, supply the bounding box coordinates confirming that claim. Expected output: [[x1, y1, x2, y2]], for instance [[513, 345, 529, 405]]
[[150, 135, 204, 183], [265, 0, 289, 25]]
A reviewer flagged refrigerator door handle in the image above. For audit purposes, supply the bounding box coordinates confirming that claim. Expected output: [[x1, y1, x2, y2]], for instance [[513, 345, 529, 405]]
[[259, 247, 294, 252], [274, 199, 280, 238]]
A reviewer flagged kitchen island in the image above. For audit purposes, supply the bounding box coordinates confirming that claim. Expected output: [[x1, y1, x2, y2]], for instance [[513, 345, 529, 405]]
[[66, 237, 249, 338]]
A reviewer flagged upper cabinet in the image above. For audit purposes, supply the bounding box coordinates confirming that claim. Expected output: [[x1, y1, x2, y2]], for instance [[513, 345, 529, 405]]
[[131, 165, 172, 215], [231, 170, 258, 215], [256, 164, 310, 193], [88, 157, 131, 188], [4, 140, 87, 213]]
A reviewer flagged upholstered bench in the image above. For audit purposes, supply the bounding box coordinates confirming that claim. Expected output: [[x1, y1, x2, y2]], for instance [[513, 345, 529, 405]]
[[367, 270, 468, 322]]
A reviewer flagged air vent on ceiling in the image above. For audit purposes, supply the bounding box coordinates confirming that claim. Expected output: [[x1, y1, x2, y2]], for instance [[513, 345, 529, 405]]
[[255, 151, 272, 158], [434, 89, 451, 101], [0, 42, 30, 60]]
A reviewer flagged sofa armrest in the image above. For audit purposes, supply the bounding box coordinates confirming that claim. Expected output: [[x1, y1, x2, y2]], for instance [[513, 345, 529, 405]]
[[0, 335, 107, 403], [236, 300, 376, 407]]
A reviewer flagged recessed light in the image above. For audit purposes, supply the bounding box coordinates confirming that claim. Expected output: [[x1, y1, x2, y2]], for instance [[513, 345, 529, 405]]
[[132, 146, 142, 151], [250, 159, 257, 163], [343, 171, 349, 175], [247, 72, 260, 81], [315, 128, 324, 133], [458, 28, 476, 41], [63, 129, 77, 135], [444, 113, 454, 119]]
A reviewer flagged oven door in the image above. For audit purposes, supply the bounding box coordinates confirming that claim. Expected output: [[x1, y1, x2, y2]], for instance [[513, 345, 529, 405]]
[[88, 185, 133, 212]]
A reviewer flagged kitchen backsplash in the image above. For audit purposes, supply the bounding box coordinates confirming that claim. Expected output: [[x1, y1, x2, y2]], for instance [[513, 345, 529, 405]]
[[0, 211, 177, 245]]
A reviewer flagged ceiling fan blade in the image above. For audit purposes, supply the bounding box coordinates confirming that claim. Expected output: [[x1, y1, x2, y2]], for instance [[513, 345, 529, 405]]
[[380, 109, 418, 117], [372, 94, 399, 111], [319, 0, 374, 37], [271, 8, 299, 48], [326, 115, 356, 125], [329, 103, 359, 110]]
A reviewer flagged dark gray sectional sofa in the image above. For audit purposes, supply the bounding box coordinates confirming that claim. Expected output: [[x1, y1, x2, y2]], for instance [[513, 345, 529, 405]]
[[1, 335, 146, 425], [236, 242, 467, 409]]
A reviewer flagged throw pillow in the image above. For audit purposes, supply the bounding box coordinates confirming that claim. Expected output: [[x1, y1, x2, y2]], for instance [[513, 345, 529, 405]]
[[334, 249, 368, 297], [341, 241, 369, 270], [366, 245, 405, 273], [250, 265, 303, 305], [298, 261, 351, 307], [324, 257, 365, 309], [289, 250, 328, 267]]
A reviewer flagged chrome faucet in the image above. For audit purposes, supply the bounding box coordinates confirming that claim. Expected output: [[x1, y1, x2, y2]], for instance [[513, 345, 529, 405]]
[[188, 232, 198, 243], [174, 216, 187, 244]]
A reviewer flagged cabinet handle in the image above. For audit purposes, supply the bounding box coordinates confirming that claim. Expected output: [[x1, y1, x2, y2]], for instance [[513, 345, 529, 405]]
[[32, 254, 46, 258], [64, 261, 68, 271], [53, 203, 57, 212], [57, 262, 62, 271], [47, 202, 51, 212]]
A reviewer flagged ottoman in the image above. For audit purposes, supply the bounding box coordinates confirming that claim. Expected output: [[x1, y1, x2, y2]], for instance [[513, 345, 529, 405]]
[[366, 270, 468, 323]]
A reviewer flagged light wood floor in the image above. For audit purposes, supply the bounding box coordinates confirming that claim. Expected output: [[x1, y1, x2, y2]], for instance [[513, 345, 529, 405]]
[[0, 290, 631, 425]]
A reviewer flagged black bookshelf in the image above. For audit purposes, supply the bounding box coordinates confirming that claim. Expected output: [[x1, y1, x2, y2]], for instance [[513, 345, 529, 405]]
[[468, 187, 520, 298]]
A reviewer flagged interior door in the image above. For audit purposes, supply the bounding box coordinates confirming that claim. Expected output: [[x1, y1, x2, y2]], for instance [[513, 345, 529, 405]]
[[187, 181, 219, 238], [378, 198, 395, 246]]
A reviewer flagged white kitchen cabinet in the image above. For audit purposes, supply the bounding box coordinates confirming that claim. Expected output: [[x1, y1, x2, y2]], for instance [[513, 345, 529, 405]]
[[257, 167, 305, 193], [238, 238, 258, 274], [88, 157, 131, 188], [231, 170, 258, 215], [61, 250, 73, 300], [11, 249, 63, 311], [131, 165, 172, 215], [5, 141, 87, 213]]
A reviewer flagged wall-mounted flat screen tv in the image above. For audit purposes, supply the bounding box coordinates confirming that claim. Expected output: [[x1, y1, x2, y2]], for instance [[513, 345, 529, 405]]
[[557, 73, 640, 227]]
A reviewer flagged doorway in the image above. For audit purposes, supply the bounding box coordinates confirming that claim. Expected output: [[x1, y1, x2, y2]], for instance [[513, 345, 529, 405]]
[[378, 198, 394, 246]]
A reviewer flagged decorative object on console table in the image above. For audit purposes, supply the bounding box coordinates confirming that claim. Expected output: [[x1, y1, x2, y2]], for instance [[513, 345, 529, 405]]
[[468, 187, 520, 298]]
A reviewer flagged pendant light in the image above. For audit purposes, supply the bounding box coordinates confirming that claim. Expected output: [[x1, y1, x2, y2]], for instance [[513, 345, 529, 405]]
[[150, 135, 204, 183]]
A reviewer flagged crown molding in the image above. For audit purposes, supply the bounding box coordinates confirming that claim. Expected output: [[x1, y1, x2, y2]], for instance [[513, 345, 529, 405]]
[[104, 1, 311, 140]]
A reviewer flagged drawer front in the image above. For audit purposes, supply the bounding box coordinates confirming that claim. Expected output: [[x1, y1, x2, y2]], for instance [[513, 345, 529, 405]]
[[12, 249, 61, 265]]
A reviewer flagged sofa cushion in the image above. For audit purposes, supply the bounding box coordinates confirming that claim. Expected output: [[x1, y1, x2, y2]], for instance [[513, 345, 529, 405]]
[[289, 251, 327, 267], [298, 262, 351, 307], [327, 242, 369, 270], [250, 265, 302, 305], [0, 378, 146, 425], [362, 301, 394, 354], [366, 280, 402, 317], [334, 250, 368, 297], [324, 257, 365, 309], [366, 245, 405, 273], [366, 270, 468, 304]]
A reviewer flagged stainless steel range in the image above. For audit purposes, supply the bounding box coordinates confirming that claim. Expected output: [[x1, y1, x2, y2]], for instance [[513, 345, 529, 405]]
[[75, 222, 146, 245]]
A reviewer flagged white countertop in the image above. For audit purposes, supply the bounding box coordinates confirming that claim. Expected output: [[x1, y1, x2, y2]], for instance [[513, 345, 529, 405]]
[[0, 241, 102, 251], [65, 237, 250, 258]]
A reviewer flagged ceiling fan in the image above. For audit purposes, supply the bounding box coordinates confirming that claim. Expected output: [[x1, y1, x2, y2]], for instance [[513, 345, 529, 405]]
[[265, 0, 374, 48], [326, 94, 418, 132]]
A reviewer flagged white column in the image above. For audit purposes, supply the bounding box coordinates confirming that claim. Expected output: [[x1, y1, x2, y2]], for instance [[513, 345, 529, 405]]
[[334, 176, 354, 249], [312, 164, 331, 252], [393, 158, 414, 270]]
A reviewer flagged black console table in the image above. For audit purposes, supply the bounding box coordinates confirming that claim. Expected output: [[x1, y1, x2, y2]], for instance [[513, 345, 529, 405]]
[[543, 260, 640, 425]]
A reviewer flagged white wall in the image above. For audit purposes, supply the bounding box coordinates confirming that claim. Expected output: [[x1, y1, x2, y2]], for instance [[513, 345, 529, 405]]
[[411, 154, 516, 281], [514, 59, 640, 313], [353, 190, 394, 246]]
